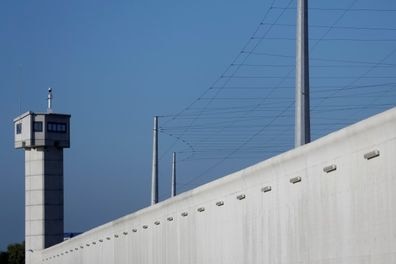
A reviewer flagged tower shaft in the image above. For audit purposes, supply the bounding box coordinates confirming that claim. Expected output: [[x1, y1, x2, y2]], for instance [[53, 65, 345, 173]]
[[25, 147, 64, 254]]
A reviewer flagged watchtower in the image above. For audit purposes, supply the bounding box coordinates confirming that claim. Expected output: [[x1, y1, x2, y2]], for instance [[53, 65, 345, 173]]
[[14, 89, 70, 263]]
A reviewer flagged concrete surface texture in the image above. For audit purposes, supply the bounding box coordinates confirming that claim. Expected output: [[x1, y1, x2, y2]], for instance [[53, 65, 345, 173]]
[[25, 148, 64, 263], [37, 107, 396, 264]]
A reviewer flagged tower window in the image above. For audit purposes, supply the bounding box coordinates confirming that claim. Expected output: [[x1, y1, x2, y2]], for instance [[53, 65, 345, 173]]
[[34, 122, 43, 132], [47, 122, 67, 133], [16, 123, 22, 134]]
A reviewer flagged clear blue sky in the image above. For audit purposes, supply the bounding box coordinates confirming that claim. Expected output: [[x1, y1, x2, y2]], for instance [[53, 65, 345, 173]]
[[1, 0, 395, 250]]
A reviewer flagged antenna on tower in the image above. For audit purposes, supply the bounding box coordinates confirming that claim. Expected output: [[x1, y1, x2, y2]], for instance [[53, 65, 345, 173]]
[[47, 88, 53, 113]]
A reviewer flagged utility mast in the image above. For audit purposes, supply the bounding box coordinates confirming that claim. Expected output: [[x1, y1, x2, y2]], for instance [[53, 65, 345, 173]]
[[171, 152, 176, 197], [295, 0, 311, 147], [151, 116, 159, 205]]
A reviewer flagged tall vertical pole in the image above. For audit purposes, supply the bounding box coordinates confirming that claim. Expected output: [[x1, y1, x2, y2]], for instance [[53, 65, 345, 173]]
[[295, 0, 311, 147], [171, 152, 176, 197], [151, 116, 159, 205], [47, 88, 53, 113]]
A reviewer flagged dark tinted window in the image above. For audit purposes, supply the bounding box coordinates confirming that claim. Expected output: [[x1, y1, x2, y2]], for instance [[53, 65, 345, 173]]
[[16, 123, 22, 134], [47, 122, 67, 133], [33, 122, 43, 132]]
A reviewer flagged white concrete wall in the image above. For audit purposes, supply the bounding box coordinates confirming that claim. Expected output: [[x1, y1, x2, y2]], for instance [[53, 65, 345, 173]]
[[37, 107, 396, 264]]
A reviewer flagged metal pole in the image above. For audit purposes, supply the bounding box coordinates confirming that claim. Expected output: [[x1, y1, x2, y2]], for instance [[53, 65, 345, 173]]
[[47, 88, 53, 113], [151, 116, 159, 205], [171, 152, 176, 197], [295, 0, 311, 147]]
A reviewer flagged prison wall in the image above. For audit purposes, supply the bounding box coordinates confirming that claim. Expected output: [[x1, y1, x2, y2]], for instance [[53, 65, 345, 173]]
[[36, 107, 396, 264]]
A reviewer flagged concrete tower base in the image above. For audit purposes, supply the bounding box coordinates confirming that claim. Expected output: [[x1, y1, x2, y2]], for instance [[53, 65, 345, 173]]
[[25, 147, 64, 254]]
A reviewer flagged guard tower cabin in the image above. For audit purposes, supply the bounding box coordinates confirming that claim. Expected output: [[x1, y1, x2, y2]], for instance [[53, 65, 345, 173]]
[[14, 112, 70, 149], [14, 110, 70, 262]]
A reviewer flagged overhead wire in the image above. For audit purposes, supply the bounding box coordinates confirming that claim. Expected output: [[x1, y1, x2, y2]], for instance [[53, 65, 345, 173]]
[[156, 0, 396, 192]]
